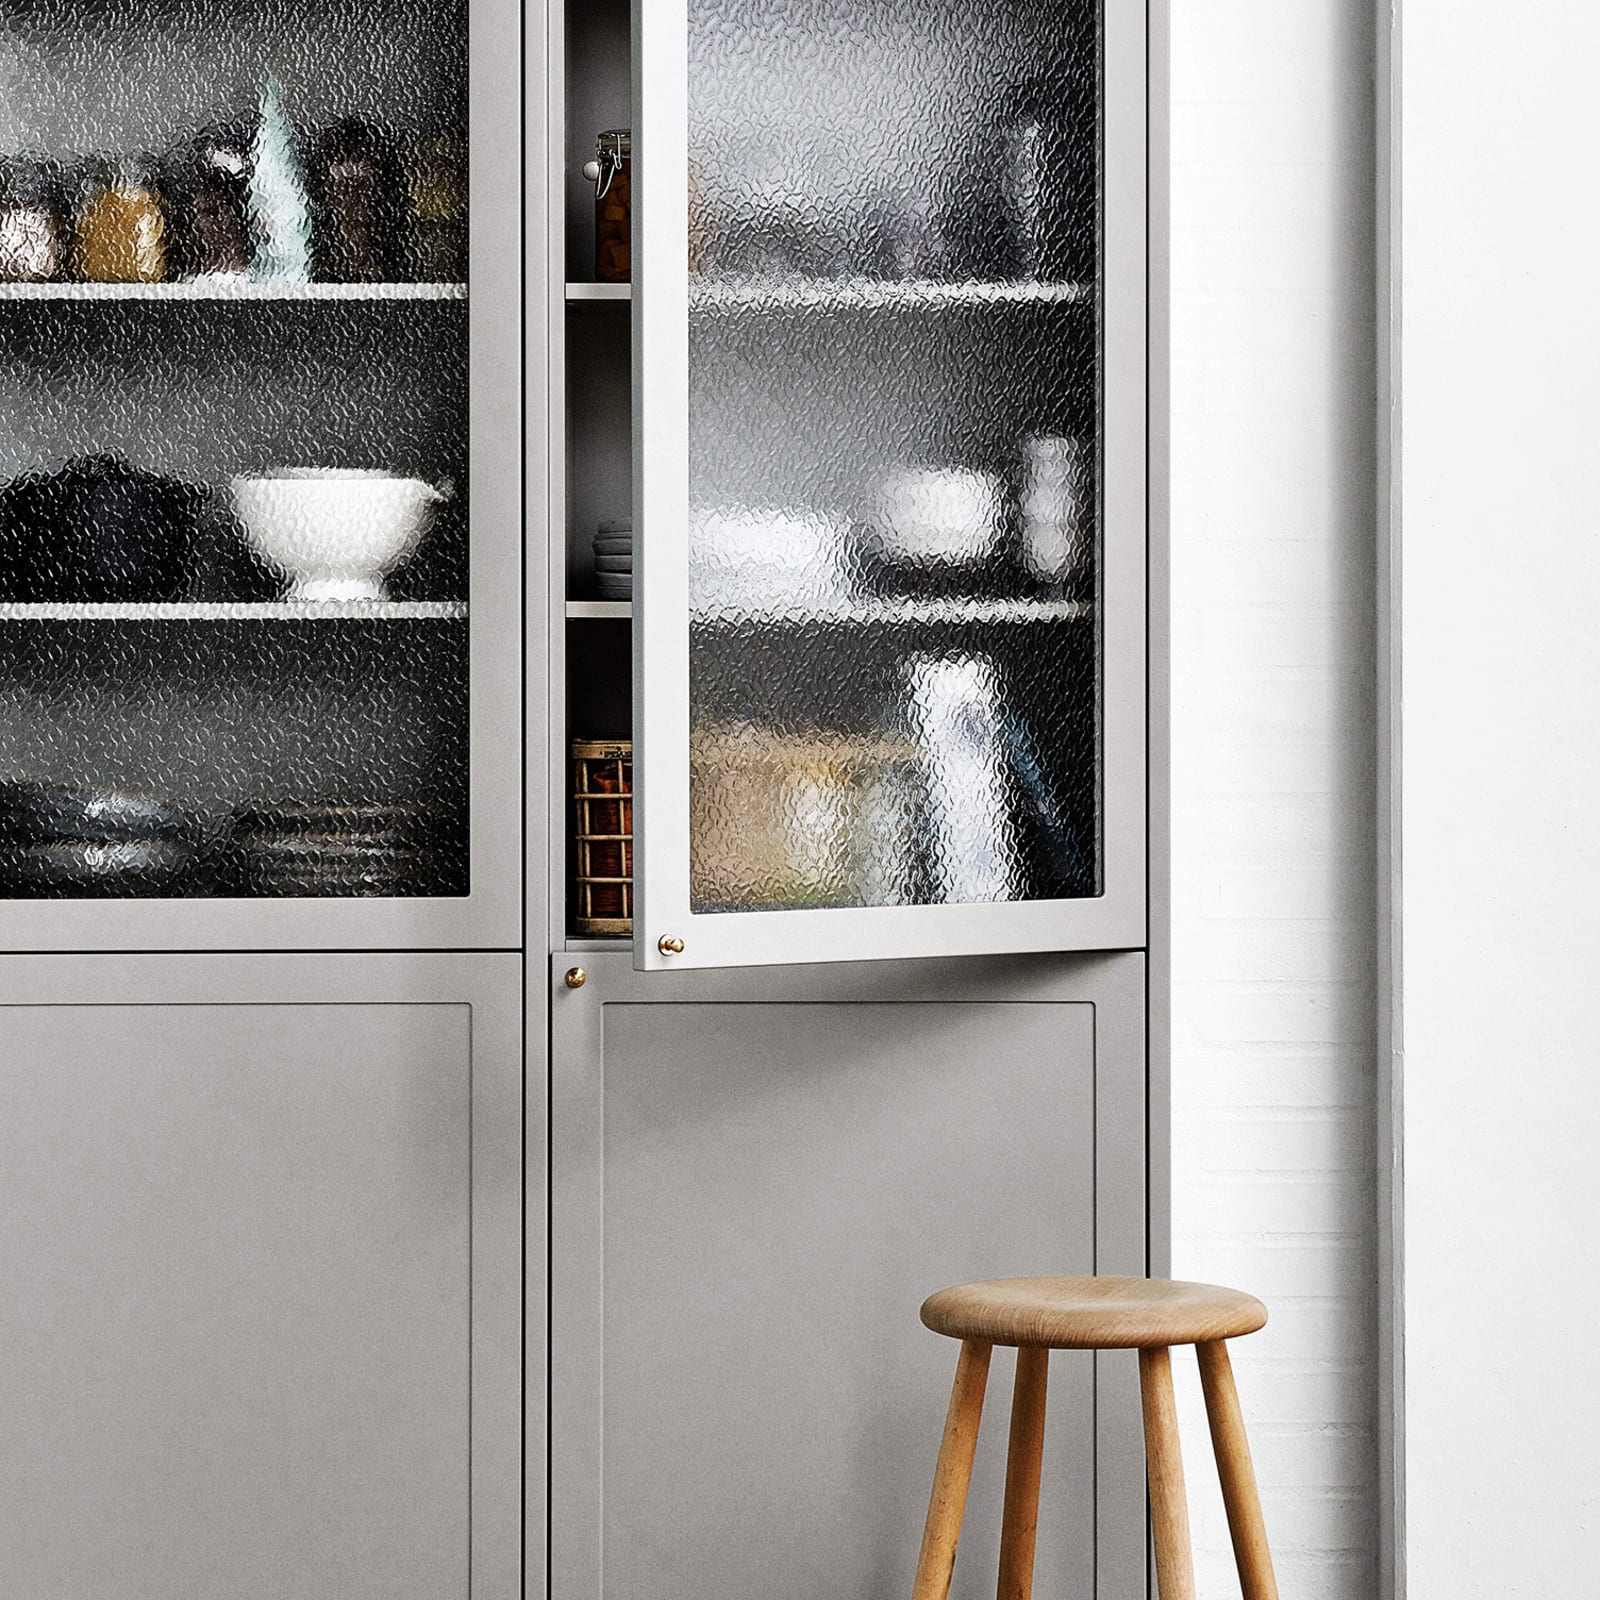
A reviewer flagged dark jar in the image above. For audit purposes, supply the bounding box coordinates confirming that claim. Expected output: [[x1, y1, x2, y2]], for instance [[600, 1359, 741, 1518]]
[[584, 129, 631, 283], [401, 133, 468, 283], [177, 122, 255, 280], [310, 118, 401, 283]]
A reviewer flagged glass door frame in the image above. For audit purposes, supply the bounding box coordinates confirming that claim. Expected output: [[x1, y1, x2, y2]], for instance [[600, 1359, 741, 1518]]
[[633, 0, 1148, 971], [0, 0, 523, 954]]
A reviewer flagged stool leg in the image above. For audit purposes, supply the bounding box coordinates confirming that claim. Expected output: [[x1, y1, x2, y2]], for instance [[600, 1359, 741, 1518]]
[[912, 1339, 992, 1600], [1196, 1340, 1280, 1600], [996, 1346, 1049, 1600], [1138, 1346, 1197, 1600]]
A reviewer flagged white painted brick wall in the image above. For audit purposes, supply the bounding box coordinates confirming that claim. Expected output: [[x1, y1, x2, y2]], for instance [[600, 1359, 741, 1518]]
[[1169, 1, 1376, 1594]]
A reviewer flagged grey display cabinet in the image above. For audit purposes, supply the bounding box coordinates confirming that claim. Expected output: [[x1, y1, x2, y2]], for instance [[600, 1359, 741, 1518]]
[[544, 0, 1164, 1589], [0, 0, 1161, 1589], [0, 0, 532, 1595]]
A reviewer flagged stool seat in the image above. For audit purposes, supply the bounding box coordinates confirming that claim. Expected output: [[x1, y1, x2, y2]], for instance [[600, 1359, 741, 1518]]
[[920, 1275, 1268, 1349], [910, 1276, 1280, 1600]]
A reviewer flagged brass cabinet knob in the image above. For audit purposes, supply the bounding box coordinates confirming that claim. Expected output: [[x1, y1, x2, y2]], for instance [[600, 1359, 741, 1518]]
[[564, 967, 587, 989], [657, 935, 685, 956]]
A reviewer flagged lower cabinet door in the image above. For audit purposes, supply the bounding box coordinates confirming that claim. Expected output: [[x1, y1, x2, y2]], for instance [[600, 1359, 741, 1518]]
[[0, 953, 521, 1600], [551, 951, 1147, 1600]]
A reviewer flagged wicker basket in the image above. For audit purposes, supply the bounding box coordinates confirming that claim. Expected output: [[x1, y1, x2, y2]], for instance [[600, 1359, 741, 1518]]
[[572, 738, 633, 936]]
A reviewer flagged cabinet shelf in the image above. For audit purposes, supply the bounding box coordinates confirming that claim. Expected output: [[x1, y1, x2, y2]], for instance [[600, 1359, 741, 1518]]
[[0, 600, 468, 622], [688, 277, 1092, 313], [564, 597, 1090, 627], [689, 596, 1092, 629], [0, 282, 467, 303], [560, 598, 1088, 627]]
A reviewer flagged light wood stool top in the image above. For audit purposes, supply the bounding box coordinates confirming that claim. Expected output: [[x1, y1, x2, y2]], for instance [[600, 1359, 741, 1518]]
[[920, 1274, 1267, 1349]]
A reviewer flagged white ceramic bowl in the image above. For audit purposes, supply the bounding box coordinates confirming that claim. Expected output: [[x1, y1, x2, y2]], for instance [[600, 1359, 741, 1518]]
[[689, 504, 853, 607], [870, 466, 1005, 569], [231, 470, 446, 602]]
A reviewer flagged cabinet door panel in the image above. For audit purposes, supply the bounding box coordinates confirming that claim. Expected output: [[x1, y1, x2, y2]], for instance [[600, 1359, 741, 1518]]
[[0, 0, 522, 953], [0, 954, 521, 1600], [552, 952, 1146, 1600], [634, 0, 1147, 968]]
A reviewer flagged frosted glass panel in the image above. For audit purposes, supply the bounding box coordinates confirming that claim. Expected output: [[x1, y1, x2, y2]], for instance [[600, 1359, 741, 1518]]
[[686, 0, 1101, 912], [0, 0, 468, 899]]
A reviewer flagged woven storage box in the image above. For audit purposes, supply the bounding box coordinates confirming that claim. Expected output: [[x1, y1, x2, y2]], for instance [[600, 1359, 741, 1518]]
[[689, 726, 921, 909], [572, 738, 632, 935]]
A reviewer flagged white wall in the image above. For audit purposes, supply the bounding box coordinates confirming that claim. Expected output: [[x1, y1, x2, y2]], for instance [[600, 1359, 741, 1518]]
[[1395, 2, 1600, 1590], [1170, 2, 1377, 1594]]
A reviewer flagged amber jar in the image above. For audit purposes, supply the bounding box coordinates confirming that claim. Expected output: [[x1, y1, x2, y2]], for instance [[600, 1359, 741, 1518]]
[[587, 129, 630, 283], [75, 158, 168, 283]]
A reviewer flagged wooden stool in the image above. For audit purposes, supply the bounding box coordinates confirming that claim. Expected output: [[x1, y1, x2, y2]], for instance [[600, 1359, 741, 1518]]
[[910, 1276, 1277, 1600]]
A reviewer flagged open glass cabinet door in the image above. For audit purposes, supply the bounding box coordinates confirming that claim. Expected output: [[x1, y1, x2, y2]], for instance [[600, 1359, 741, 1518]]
[[634, 0, 1146, 971]]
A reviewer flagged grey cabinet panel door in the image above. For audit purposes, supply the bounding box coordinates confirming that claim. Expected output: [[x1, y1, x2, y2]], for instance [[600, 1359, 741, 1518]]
[[0, 953, 521, 1600], [551, 951, 1146, 1600]]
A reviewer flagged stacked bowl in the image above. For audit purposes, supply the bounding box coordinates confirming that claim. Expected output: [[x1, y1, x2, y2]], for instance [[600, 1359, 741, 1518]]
[[0, 781, 201, 897], [594, 518, 632, 600], [225, 801, 447, 897]]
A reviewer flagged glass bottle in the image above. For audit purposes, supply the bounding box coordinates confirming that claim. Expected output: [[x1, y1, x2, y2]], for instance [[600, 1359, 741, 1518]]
[[75, 156, 168, 283], [583, 129, 631, 282], [0, 159, 67, 283], [248, 76, 312, 284], [995, 76, 1096, 283], [401, 133, 467, 283]]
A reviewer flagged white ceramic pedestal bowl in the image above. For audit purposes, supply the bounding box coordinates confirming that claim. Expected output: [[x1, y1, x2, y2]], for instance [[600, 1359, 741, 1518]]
[[231, 470, 446, 602]]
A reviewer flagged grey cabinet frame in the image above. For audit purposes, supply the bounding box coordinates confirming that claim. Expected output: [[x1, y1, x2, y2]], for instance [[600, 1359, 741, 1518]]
[[538, 0, 1171, 1587], [0, 951, 525, 1598], [548, 949, 1149, 1600]]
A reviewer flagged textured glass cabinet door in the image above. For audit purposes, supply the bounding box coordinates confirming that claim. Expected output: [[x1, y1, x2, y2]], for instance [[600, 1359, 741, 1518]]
[[635, 0, 1147, 969], [0, 0, 520, 950]]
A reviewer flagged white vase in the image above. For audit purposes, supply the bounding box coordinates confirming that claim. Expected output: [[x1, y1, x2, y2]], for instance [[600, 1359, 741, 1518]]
[[249, 76, 313, 283]]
